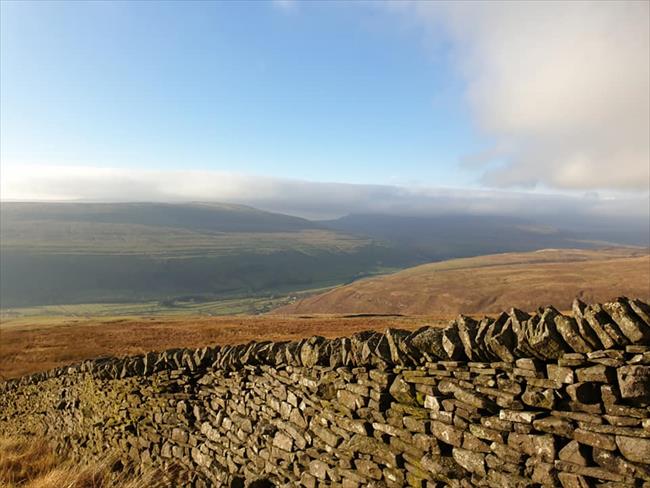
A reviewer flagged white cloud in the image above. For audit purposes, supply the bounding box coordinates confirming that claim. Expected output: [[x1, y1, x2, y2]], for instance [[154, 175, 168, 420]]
[[394, 1, 650, 191], [1, 165, 647, 223]]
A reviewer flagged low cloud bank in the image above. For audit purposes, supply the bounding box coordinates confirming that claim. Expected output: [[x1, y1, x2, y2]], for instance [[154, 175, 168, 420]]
[[2, 166, 647, 227]]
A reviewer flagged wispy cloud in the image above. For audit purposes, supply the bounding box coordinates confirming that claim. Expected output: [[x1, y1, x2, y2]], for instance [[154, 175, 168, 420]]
[[2, 165, 647, 224], [271, 0, 297, 13], [392, 1, 650, 191]]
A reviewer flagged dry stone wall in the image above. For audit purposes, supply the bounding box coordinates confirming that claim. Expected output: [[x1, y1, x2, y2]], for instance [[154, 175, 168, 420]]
[[1, 297, 650, 488]]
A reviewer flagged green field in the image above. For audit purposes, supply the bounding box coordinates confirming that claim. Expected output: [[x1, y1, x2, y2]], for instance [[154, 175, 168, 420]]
[[0, 285, 336, 319]]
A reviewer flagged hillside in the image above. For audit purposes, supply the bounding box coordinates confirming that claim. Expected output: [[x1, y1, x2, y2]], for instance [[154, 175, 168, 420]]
[[322, 213, 649, 261], [0, 202, 402, 307], [2, 202, 648, 309], [275, 247, 650, 315]]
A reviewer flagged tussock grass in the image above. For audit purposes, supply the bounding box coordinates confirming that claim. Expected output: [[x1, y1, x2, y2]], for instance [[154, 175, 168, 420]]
[[0, 437, 162, 488], [0, 314, 435, 379]]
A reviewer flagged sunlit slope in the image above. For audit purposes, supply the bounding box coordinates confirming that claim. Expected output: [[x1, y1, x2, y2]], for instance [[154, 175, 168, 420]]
[[275, 248, 650, 315], [0, 202, 399, 307]]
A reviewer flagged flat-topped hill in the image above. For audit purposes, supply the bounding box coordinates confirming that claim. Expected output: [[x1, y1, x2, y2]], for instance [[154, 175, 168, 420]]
[[276, 248, 650, 315]]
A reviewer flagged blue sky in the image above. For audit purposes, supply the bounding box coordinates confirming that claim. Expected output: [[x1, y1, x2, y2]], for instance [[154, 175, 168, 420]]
[[1, 1, 485, 187], [1, 1, 648, 212]]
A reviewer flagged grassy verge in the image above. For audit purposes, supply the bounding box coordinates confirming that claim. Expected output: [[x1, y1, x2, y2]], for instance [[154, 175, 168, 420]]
[[0, 437, 164, 488]]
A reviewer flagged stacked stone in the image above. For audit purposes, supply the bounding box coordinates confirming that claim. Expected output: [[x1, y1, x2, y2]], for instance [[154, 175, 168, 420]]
[[0, 297, 649, 487]]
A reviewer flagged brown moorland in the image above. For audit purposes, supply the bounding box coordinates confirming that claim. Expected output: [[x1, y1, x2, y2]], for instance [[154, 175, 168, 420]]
[[276, 248, 650, 315], [0, 314, 449, 379]]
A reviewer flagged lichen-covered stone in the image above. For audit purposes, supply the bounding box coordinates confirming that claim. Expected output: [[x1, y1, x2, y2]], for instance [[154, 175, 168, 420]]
[[525, 308, 569, 360], [603, 299, 650, 344], [617, 365, 650, 400], [616, 435, 650, 464], [558, 440, 589, 466], [555, 316, 593, 354], [452, 447, 486, 476]]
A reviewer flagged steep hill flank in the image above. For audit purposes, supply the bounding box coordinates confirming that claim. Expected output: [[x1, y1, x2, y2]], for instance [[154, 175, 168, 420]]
[[276, 248, 650, 315], [0, 202, 403, 307]]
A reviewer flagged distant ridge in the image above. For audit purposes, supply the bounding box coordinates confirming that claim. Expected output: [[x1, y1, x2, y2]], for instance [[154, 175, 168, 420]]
[[0, 201, 319, 233]]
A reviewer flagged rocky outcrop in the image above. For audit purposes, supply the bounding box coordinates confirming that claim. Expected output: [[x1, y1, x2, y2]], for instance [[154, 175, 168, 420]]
[[1, 297, 649, 487]]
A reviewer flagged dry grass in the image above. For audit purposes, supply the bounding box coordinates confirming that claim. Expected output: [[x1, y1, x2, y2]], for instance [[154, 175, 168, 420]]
[[277, 248, 650, 315], [0, 314, 449, 379], [0, 437, 161, 488]]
